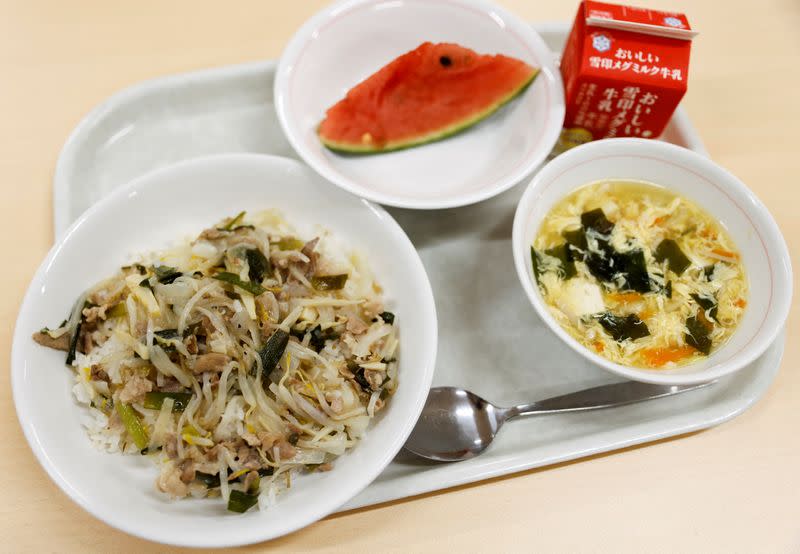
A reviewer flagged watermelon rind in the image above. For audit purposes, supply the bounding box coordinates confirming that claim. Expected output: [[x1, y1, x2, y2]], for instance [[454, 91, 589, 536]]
[[319, 69, 540, 154]]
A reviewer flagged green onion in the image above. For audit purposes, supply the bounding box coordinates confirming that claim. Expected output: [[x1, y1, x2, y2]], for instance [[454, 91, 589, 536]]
[[106, 302, 127, 318], [196, 472, 221, 488], [245, 248, 271, 283], [143, 391, 193, 412], [219, 211, 246, 231], [256, 329, 289, 378], [227, 490, 259, 513], [212, 272, 266, 296], [152, 329, 181, 353], [352, 365, 372, 392], [154, 329, 179, 340], [247, 473, 260, 494], [311, 274, 348, 291], [65, 320, 81, 365], [62, 301, 94, 365], [115, 402, 149, 450], [276, 237, 304, 251], [307, 325, 338, 352], [154, 265, 182, 284], [379, 311, 395, 325], [66, 300, 94, 365]]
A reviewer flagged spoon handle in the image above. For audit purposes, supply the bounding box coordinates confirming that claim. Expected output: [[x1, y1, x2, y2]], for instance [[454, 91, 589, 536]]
[[506, 380, 713, 419]]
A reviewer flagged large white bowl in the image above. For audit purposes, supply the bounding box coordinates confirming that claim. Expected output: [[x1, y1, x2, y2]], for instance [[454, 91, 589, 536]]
[[11, 154, 437, 547], [274, 0, 565, 209], [512, 139, 792, 385]]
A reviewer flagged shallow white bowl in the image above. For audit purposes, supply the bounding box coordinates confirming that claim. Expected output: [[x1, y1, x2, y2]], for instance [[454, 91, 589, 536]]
[[11, 154, 437, 547], [274, 0, 565, 209], [512, 139, 792, 385]]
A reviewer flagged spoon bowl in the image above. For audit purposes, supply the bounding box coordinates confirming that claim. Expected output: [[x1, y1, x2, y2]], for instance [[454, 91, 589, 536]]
[[403, 387, 506, 462]]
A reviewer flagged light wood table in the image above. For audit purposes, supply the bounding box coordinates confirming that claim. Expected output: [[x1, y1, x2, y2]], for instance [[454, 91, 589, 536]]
[[2, 1, 798, 551]]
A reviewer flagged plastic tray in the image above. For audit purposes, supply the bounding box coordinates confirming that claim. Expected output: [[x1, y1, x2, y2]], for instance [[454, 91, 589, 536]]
[[52, 22, 782, 512]]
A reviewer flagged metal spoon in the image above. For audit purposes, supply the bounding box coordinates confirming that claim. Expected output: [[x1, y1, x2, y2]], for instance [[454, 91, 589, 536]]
[[404, 380, 713, 462]]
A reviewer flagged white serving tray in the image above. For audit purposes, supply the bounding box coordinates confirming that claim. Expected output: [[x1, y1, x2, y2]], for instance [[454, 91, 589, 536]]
[[52, 23, 783, 512]]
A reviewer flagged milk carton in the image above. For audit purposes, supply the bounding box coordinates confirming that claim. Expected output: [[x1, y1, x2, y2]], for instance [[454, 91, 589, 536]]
[[560, 1, 696, 140]]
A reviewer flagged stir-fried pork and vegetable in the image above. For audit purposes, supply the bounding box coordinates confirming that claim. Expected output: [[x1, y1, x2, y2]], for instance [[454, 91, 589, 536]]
[[532, 181, 747, 369], [33, 210, 398, 512]]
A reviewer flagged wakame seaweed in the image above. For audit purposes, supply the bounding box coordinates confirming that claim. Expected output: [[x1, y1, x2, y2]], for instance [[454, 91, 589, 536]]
[[597, 313, 650, 342], [580, 208, 614, 235], [531, 244, 576, 285], [545, 243, 577, 279], [685, 315, 712, 355], [620, 249, 652, 293], [691, 293, 718, 321], [562, 208, 652, 293], [531, 246, 543, 286], [581, 234, 617, 283], [582, 236, 651, 292], [654, 239, 691, 275], [562, 227, 587, 251]]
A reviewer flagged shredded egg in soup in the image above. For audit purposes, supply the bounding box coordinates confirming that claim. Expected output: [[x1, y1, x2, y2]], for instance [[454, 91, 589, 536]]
[[532, 180, 747, 369]]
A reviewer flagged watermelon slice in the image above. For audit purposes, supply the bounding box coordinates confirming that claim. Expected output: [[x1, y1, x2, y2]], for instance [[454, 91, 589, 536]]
[[317, 42, 539, 153]]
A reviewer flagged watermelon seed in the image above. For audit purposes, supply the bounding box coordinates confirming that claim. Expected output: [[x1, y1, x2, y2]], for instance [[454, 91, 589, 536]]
[[439, 56, 452, 67]]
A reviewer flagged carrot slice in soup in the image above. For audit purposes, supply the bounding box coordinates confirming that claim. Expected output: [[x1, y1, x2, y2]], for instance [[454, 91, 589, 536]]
[[640, 346, 697, 368], [607, 292, 644, 305], [711, 248, 739, 260], [593, 341, 605, 353]]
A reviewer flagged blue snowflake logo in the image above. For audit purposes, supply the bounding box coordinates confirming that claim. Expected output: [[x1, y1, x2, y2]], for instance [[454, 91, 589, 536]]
[[663, 16, 684, 28], [592, 34, 611, 53]]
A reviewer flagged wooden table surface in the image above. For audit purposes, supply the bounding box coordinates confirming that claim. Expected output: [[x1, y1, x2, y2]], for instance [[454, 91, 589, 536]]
[[2, 1, 798, 551]]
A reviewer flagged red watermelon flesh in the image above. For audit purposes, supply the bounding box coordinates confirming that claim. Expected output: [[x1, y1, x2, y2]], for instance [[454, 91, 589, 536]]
[[317, 42, 539, 153]]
